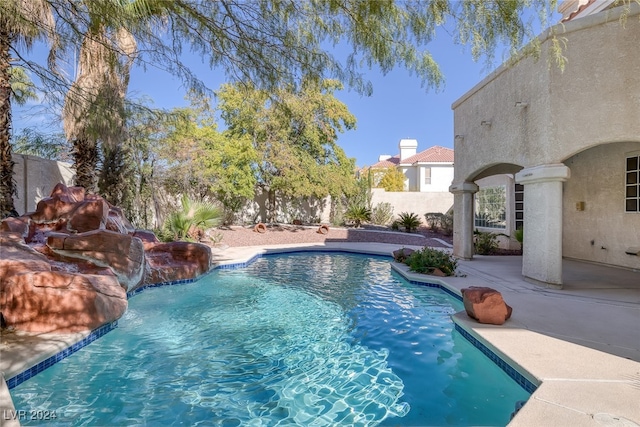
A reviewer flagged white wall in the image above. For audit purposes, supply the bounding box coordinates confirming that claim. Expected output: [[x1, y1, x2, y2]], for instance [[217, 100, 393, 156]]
[[419, 164, 454, 192], [12, 154, 75, 215]]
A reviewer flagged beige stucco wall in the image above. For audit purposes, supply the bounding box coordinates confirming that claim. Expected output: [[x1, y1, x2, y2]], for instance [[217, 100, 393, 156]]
[[563, 142, 640, 269], [452, 4, 640, 182], [12, 154, 75, 216], [371, 188, 453, 219], [452, 3, 640, 274]]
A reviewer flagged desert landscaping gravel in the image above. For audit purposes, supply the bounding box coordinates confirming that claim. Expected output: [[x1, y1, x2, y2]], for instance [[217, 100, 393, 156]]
[[211, 225, 452, 248]]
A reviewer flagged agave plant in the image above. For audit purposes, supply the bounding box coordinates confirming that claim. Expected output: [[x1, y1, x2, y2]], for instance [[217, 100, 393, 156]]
[[344, 204, 371, 228], [165, 195, 222, 241], [397, 212, 421, 233]]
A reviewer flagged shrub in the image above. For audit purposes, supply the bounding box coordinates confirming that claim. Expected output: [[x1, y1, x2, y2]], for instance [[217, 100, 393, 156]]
[[164, 195, 222, 241], [397, 212, 421, 233], [424, 212, 454, 236], [473, 230, 507, 255], [391, 220, 400, 231], [371, 202, 394, 225], [345, 204, 372, 228], [405, 247, 458, 276], [514, 227, 524, 249]]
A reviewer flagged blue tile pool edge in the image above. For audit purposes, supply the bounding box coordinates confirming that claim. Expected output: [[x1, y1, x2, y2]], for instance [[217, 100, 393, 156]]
[[7, 248, 538, 397], [5, 321, 117, 390]]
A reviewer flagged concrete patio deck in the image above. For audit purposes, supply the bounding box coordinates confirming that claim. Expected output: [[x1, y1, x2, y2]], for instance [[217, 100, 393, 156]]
[[1, 242, 639, 426]]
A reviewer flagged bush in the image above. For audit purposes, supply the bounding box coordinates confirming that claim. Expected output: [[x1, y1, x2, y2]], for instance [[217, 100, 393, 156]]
[[164, 195, 222, 241], [424, 212, 453, 236], [397, 212, 421, 233], [391, 220, 400, 231], [371, 202, 394, 225], [345, 204, 372, 228], [405, 247, 458, 276], [514, 227, 524, 249], [473, 230, 507, 255]]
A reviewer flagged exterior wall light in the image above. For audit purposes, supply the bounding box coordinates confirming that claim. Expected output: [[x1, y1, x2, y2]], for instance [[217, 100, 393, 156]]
[[515, 102, 529, 108], [481, 120, 492, 126]]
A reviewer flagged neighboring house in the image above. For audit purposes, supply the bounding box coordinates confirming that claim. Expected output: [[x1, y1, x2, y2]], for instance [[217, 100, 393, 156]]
[[369, 140, 454, 192], [450, 1, 640, 287], [364, 140, 455, 216]]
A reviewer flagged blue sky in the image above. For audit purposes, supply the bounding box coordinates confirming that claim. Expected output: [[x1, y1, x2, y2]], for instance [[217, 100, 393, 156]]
[[13, 7, 560, 169], [125, 34, 493, 168]]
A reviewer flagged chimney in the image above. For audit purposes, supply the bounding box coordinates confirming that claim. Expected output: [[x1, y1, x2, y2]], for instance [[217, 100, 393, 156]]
[[399, 139, 418, 162]]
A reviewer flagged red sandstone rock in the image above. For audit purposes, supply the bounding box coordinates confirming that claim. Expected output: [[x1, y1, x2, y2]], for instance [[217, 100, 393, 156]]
[[106, 206, 135, 234], [0, 185, 213, 333], [143, 241, 212, 289], [462, 286, 513, 325], [132, 230, 161, 251], [0, 216, 30, 237], [46, 230, 145, 290], [50, 183, 85, 203], [67, 198, 110, 233], [0, 270, 126, 333], [0, 236, 52, 279]]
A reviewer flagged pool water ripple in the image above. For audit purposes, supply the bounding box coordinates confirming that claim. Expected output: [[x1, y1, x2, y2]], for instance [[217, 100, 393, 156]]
[[10, 253, 530, 426]]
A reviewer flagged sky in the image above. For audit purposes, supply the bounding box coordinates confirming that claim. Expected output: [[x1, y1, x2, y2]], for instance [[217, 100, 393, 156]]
[[13, 7, 561, 169], [125, 33, 494, 168]]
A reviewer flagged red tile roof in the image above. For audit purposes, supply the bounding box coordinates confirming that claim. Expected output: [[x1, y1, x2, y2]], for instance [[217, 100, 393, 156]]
[[366, 146, 454, 169], [369, 156, 400, 168], [401, 146, 454, 164]]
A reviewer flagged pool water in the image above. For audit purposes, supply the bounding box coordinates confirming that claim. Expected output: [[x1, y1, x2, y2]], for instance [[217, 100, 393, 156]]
[[10, 253, 530, 426]]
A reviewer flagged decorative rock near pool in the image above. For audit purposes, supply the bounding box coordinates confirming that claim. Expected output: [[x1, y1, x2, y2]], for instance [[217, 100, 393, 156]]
[[1, 270, 127, 333], [0, 183, 214, 333], [46, 230, 145, 291], [461, 286, 513, 325]]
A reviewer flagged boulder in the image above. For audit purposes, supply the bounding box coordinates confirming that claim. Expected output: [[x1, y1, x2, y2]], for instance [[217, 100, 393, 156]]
[[0, 216, 30, 237], [46, 230, 145, 290], [67, 198, 109, 233], [0, 270, 126, 333], [393, 248, 415, 263], [50, 182, 85, 202], [144, 241, 212, 288], [0, 235, 52, 278], [106, 206, 135, 234], [461, 286, 513, 325]]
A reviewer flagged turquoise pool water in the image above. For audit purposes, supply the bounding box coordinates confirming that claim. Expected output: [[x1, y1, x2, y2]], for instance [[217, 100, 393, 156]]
[[10, 253, 530, 426]]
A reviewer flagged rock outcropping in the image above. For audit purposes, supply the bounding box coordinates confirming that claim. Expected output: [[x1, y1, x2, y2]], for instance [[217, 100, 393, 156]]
[[0, 184, 212, 333]]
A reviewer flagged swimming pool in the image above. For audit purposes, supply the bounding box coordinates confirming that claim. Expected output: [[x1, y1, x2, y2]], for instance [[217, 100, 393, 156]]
[[10, 252, 531, 426]]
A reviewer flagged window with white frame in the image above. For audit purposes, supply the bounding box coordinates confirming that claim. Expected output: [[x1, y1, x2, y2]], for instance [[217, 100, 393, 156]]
[[424, 167, 431, 185], [626, 155, 639, 212], [475, 186, 506, 229]]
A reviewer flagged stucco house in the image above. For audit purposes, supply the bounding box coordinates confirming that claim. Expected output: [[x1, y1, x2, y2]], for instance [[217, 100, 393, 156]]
[[370, 140, 454, 192], [449, 0, 640, 287]]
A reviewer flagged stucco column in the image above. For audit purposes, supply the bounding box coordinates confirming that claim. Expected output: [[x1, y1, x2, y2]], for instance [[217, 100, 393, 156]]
[[449, 182, 479, 260], [515, 164, 570, 288]]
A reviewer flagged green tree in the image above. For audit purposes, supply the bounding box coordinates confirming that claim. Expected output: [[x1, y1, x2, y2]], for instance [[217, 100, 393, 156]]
[[217, 79, 357, 221], [379, 168, 406, 192], [160, 99, 258, 222]]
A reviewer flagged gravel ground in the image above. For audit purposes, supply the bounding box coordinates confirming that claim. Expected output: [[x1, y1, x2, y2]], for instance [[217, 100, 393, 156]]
[[210, 224, 453, 248]]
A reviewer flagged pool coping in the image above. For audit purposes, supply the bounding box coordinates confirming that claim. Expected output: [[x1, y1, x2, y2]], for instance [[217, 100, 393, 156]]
[[2, 242, 639, 427]]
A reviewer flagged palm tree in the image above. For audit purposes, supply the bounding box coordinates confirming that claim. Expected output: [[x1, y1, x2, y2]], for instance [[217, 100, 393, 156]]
[[0, 0, 55, 217], [62, 18, 137, 194]]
